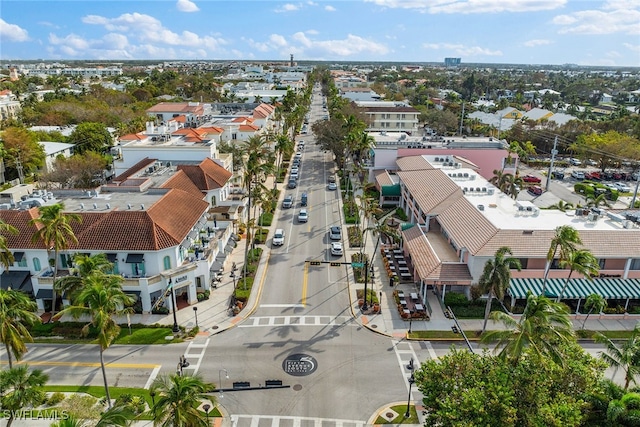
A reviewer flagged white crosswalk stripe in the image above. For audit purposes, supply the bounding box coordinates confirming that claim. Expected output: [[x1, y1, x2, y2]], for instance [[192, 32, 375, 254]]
[[231, 414, 366, 427], [237, 316, 355, 328]]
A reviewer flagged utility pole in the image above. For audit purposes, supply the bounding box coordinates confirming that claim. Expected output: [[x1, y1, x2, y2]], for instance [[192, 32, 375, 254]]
[[458, 102, 465, 136], [15, 151, 24, 184], [545, 136, 558, 193]]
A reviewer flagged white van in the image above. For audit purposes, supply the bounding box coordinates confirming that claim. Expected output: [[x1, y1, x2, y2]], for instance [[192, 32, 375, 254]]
[[273, 229, 285, 246]]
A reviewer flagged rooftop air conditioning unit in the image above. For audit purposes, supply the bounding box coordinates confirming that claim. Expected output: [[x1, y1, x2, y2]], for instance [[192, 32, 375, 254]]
[[588, 213, 598, 221], [477, 204, 485, 211], [455, 163, 461, 168], [487, 189, 495, 195]]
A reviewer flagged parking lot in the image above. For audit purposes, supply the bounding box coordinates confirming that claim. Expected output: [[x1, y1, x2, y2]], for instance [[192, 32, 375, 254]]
[[517, 164, 637, 210]]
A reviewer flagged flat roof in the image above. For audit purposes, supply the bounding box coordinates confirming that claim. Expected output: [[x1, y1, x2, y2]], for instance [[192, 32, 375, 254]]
[[425, 156, 639, 232]]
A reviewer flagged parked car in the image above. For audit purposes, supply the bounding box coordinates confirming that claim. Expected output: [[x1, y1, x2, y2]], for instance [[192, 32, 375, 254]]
[[301, 193, 308, 206], [522, 175, 541, 183], [585, 171, 601, 181], [328, 182, 337, 190], [283, 195, 293, 209], [528, 186, 543, 196], [273, 228, 285, 246], [550, 170, 565, 179], [330, 242, 343, 256], [614, 182, 631, 192], [291, 166, 299, 175], [587, 159, 598, 166], [571, 171, 585, 180], [329, 226, 341, 240], [288, 179, 297, 189], [298, 209, 308, 223], [569, 158, 582, 166]]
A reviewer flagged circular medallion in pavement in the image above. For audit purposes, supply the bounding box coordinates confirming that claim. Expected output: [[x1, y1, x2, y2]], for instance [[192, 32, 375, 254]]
[[292, 384, 303, 391], [282, 354, 318, 377]]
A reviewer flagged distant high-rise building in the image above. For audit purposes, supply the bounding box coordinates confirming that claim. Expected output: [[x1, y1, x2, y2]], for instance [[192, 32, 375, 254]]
[[444, 57, 461, 67], [290, 54, 294, 67]]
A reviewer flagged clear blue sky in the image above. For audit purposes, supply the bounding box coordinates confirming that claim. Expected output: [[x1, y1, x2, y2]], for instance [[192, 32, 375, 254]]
[[1, 0, 639, 66]]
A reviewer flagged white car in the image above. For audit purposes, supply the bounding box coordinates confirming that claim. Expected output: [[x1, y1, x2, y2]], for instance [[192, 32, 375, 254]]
[[328, 182, 337, 190], [614, 182, 631, 192], [273, 229, 285, 246], [298, 209, 308, 223], [330, 242, 343, 256], [571, 170, 585, 180], [569, 158, 582, 166], [291, 167, 299, 175]]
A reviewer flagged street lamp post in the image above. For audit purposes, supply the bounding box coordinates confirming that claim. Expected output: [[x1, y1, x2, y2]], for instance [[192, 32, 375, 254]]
[[193, 306, 198, 327], [408, 310, 414, 334], [218, 369, 229, 398], [368, 264, 375, 307], [405, 372, 415, 418], [169, 279, 180, 333]]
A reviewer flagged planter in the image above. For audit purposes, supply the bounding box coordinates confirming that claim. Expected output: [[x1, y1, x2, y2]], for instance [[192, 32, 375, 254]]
[[236, 301, 244, 309], [372, 303, 380, 313], [358, 298, 365, 307]]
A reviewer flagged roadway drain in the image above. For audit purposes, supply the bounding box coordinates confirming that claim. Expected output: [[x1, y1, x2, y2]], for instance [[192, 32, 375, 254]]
[[371, 324, 378, 329], [211, 326, 219, 330], [293, 384, 302, 391]]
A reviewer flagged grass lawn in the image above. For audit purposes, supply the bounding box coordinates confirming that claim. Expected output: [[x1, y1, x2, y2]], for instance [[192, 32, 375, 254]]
[[374, 404, 418, 424]]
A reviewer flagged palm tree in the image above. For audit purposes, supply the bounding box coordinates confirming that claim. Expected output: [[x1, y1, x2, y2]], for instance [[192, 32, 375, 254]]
[[547, 200, 574, 212], [56, 273, 134, 407], [0, 219, 18, 270], [556, 249, 599, 302], [541, 225, 582, 295], [0, 289, 40, 368], [482, 292, 574, 365], [478, 246, 521, 333], [582, 293, 607, 329], [29, 203, 82, 318], [55, 253, 114, 304], [95, 404, 136, 427], [150, 373, 214, 427], [585, 193, 611, 208], [0, 365, 49, 427], [595, 324, 640, 390]]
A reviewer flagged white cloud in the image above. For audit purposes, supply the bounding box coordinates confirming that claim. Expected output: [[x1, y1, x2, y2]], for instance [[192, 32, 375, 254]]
[[523, 39, 553, 47], [422, 42, 502, 57], [553, 2, 640, 35], [365, 0, 566, 14], [275, 3, 301, 13], [176, 0, 200, 13], [325, 5, 336, 12], [246, 31, 388, 58], [0, 18, 29, 42], [623, 43, 640, 52]]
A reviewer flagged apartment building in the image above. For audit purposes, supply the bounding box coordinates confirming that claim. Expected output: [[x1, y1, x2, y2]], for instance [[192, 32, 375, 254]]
[[355, 101, 419, 134]]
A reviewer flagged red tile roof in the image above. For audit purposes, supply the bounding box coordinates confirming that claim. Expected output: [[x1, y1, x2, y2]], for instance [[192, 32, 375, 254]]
[[177, 158, 232, 190], [147, 102, 204, 116], [239, 123, 259, 132], [119, 133, 146, 141], [160, 170, 205, 198], [253, 103, 276, 119]]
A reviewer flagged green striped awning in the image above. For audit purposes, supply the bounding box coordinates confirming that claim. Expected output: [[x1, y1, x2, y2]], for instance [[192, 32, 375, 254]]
[[509, 277, 640, 300]]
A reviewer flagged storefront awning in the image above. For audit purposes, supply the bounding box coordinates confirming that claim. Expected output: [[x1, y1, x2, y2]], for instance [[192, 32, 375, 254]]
[[509, 277, 640, 300], [125, 254, 144, 263], [35, 288, 53, 299], [0, 270, 31, 292]]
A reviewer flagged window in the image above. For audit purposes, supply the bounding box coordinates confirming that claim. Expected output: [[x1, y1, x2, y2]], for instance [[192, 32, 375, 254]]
[[163, 256, 171, 270], [211, 195, 217, 206], [518, 258, 529, 269], [60, 254, 73, 268], [33, 257, 41, 272], [631, 259, 640, 270], [232, 133, 237, 140], [598, 258, 606, 269], [17, 257, 27, 268]]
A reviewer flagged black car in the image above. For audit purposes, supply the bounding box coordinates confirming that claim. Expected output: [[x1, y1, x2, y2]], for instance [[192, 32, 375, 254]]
[[550, 170, 564, 179], [301, 193, 308, 206], [287, 179, 297, 189]]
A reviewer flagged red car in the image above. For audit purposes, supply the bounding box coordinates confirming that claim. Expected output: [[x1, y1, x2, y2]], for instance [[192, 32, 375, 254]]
[[528, 186, 543, 196], [522, 175, 542, 183]]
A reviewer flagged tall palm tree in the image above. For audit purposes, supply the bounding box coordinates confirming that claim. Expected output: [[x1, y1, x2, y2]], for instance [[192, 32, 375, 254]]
[[595, 325, 640, 390], [482, 292, 574, 365], [541, 225, 582, 295], [0, 365, 49, 427], [585, 193, 611, 208], [478, 246, 521, 333], [557, 249, 599, 302], [150, 373, 214, 427], [95, 404, 136, 427], [0, 289, 40, 368], [56, 273, 134, 407], [582, 293, 607, 329], [55, 253, 114, 305], [0, 219, 18, 270], [29, 203, 82, 318]]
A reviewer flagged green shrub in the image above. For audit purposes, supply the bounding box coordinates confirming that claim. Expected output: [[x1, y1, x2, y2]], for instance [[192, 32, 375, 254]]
[[395, 208, 408, 221], [47, 392, 66, 407], [347, 226, 363, 247], [444, 292, 469, 307]]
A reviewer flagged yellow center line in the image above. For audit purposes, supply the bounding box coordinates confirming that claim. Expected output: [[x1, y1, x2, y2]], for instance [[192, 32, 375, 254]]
[[2, 361, 160, 369], [302, 261, 308, 307]]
